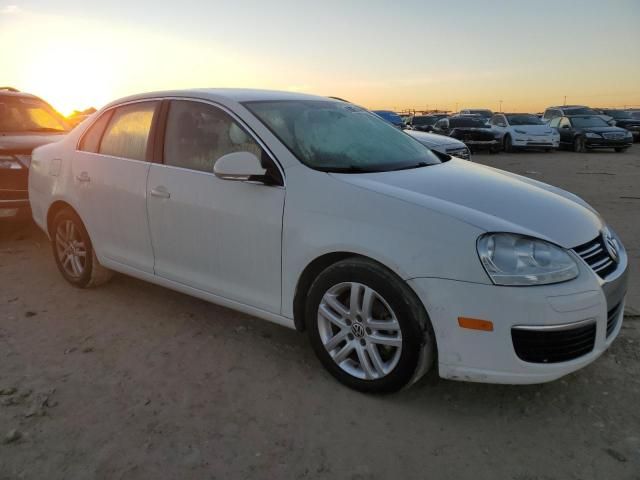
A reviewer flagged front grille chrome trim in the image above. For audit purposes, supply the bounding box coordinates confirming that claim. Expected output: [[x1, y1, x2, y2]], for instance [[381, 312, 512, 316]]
[[512, 318, 596, 332]]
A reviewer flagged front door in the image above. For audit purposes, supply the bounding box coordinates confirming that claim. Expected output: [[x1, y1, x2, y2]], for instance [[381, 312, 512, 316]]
[[146, 100, 285, 314]]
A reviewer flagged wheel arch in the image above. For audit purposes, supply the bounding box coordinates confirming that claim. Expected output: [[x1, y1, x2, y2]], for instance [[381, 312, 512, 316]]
[[46, 200, 79, 238], [292, 251, 411, 332]]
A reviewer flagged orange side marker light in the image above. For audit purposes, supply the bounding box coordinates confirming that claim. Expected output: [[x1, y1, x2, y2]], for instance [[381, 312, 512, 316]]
[[458, 317, 494, 332]]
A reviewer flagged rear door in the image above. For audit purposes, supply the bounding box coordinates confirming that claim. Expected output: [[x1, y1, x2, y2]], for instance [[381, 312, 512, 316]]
[[146, 99, 285, 314], [72, 101, 159, 273]]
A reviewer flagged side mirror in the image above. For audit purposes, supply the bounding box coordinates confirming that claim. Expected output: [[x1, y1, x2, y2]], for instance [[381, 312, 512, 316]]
[[213, 151, 266, 182]]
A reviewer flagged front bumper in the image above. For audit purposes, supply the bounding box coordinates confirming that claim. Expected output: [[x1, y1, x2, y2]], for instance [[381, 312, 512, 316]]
[[409, 246, 628, 384], [0, 197, 30, 220], [512, 134, 559, 149], [585, 137, 633, 149]]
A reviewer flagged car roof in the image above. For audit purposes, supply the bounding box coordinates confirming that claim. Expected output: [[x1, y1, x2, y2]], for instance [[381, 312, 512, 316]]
[[0, 89, 40, 100], [104, 88, 333, 109], [546, 105, 589, 110]]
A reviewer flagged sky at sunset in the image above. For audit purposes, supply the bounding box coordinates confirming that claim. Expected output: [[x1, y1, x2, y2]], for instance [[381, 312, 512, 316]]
[[2, 0, 639, 116]]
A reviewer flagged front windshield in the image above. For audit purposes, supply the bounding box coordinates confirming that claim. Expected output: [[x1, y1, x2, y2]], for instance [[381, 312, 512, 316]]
[[506, 114, 544, 126], [571, 116, 609, 128], [564, 107, 598, 116], [468, 110, 493, 118], [604, 110, 632, 120], [450, 117, 489, 128], [412, 116, 438, 126], [244, 100, 441, 172], [0, 97, 68, 133]]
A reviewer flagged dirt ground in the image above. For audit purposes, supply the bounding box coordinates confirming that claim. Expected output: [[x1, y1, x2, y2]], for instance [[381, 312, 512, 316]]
[[1, 146, 639, 480]]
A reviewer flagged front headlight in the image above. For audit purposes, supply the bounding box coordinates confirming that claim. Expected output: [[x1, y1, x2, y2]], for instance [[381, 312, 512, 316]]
[[477, 233, 579, 286], [0, 155, 23, 170], [585, 132, 601, 138]]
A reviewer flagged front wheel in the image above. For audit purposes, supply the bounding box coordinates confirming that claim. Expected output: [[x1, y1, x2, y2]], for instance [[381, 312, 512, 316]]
[[305, 258, 435, 393], [503, 134, 513, 153], [573, 136, 587, 153], [51, 209, 113, 288]]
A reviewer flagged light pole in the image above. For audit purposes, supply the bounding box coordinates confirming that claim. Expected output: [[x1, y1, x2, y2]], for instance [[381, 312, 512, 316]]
[[499, 100, 503, 112]]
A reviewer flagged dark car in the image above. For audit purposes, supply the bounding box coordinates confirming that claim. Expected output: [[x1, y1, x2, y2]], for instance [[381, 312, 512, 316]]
[[432, 115, 501, 152], [542, 105, 613, 125], [0, 87, 69, 220], [549, 115, 633, 153], [406, 114, 448, 132], [598, 109, 640, 141], [372, 110, 405, 129]]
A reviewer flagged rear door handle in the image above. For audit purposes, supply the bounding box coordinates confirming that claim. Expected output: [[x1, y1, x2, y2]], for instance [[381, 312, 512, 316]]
[[150, 186, 171, 199], [76, 171, 90, 183]]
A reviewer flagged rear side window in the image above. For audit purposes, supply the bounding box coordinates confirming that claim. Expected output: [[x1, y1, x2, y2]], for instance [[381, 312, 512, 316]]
[[78, 110, 113, 153], [99, 102, 158, 161], [163, 100, 263, 174]]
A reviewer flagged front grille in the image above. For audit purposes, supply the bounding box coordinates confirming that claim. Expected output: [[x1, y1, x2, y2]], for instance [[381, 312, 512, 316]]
[[606, 302, 623, 338], [602, 132, 625, 140], [446, 147, 470, 160], [512, 321, 596, 363], [573, 235, 617, 279]]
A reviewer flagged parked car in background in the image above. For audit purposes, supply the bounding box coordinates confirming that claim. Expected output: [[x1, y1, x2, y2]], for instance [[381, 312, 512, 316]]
[[542, 105, 612, 125], [459, 109, 493, 124], [405, 114, 448, 132], [372, 110, 405, 129], [626, 109, 640, 120], [29, 89, 628, 392], [0, 87, 69, 220], [490, 113, 560, 152], [405, 130, 471, 160], [549, 115, 633, 152], [597, 109, 640, 141], [433, 115, 501, 152]]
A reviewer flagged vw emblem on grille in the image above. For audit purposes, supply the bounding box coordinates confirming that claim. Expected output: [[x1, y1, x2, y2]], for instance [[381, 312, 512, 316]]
[[351, 323, 366, 338], [603, 230, 619, 262]]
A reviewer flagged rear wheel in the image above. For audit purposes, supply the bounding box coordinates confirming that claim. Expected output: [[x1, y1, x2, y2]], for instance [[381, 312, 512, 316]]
[[305, 257, 435, 393], [573, 136, 586, 153], [51, 209, 113, 288], [614, 147, 628, 153]]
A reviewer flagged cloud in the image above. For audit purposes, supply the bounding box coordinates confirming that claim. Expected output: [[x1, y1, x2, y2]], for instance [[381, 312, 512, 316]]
[[1, 4, 21, 14]]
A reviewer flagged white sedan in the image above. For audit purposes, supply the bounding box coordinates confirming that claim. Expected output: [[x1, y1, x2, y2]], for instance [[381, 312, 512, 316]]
[[29, 89, 628, 392], [490, 113, 560, 152]]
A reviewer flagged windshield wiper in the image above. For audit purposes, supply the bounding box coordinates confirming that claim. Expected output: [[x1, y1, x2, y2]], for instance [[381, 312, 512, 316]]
[[317, 165, 380, 173], [388, 161, 432, 172]]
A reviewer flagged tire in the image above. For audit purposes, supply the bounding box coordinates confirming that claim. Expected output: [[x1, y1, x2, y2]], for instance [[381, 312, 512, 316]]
[[305, 257, 436, 393], [614, 147, 628, 153], [503, 134, 513, 153], [573, 136, 586, 153], [51, 209, 113, 288]]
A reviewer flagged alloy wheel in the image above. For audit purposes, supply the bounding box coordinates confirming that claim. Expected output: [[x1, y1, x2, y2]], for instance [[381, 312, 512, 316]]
[[317, 282, 403, 380], [55, 219, 87, 278]]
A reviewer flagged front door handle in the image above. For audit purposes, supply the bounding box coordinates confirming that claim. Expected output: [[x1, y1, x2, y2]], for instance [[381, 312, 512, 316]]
[[76, 171, 91, 183], [150, 186, 171, 199]]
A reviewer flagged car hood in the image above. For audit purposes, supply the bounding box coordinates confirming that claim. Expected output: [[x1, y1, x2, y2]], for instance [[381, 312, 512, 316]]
[[406, 131, 465, 148], [0, 132, 66, 153], [331, 159, 602, 248], [580, 126, 628, 134], [510, 124, 555, 135]]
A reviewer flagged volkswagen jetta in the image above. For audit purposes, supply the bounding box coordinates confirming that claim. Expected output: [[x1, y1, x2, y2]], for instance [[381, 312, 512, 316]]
[[29, 89, 628, 392]]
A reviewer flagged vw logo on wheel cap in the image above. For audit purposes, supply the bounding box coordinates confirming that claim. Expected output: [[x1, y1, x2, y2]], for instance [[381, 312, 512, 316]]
[[351, 323, 366, 338]]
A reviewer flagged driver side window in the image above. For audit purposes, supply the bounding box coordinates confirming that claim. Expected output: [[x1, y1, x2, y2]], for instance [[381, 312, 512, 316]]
[[559, 117, 571, 129], [163, 100, 264, 174]]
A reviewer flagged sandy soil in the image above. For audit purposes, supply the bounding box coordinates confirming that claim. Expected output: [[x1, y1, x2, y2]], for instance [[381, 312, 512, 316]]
[[1, 146, 639, 480]]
